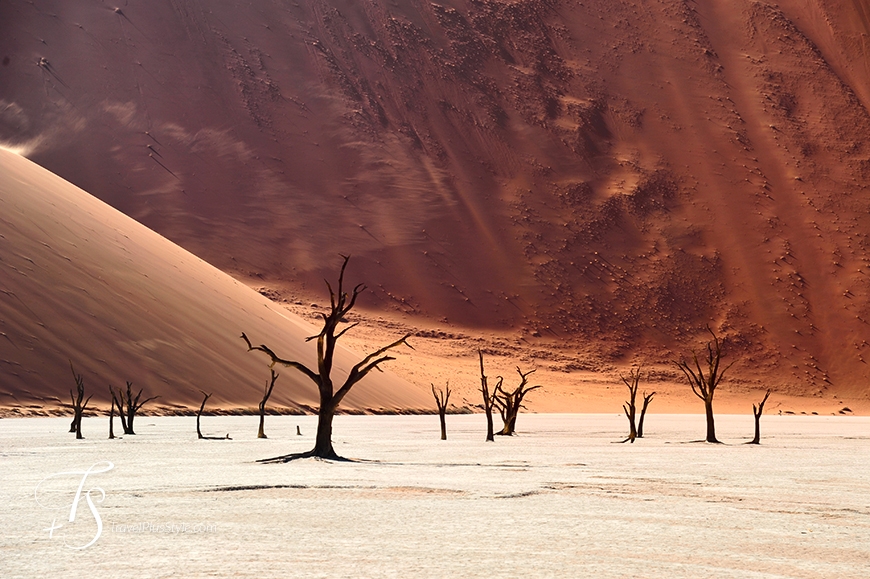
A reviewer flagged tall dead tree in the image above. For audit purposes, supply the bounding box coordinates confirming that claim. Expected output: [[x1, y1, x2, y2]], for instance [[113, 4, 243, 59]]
[[258, 369, 278, 439], [637, 390, 656, 438], [493, 367, 541, 436], [431, 382, 451, 441], [478, 350, 501, 442], [748, 390, 771, 445], [111, 381, 158, 435], [243, 255, 412, 461], [68, 362, 92, 440], [674, 327, 735, 443], [620, 366, 642, 443]]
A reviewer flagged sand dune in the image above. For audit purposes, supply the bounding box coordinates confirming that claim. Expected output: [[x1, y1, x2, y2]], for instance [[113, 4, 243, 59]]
[[2, 0, 870, 402], [0, 148, 429, 415]]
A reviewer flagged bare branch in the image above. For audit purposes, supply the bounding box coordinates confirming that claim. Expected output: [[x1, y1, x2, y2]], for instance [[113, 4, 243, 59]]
[[241, 332, 320, 385], [332, 334, 413, 405], [335, 321, 360, 340]]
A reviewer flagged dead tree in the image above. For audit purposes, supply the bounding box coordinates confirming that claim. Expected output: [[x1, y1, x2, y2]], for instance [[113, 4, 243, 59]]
[[493, 367, 541, 436], [431, 381, 451, 440], [243, 255, 412, 461], [258, 369, 279, 439], [196, 391, 210, 439], [620, 366, 642, 443], [674, 327, 735, 443], [68, 362, 92, 440], [748, 390, 771, 445], [108, 389, 116, 439], [637, 391, 656, 438], [478, 350, 501, 442], [197, 391, 231, 440], [111, 381, 158, 435]]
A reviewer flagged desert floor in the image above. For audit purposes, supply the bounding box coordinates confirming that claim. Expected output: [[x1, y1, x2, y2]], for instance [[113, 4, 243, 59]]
[[2, 414, 868, 578]]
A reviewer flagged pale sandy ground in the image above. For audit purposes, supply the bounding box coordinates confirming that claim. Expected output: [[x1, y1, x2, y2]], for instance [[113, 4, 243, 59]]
[[1, 414, 868, 578]]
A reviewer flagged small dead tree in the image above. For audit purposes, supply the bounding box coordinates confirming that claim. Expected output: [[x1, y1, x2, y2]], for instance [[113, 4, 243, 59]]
[[68, 362, 92, 440], [620, 366, 642, 443], [108, 388, 116, 439], [478, 350, 501, 442], [431, 381, 451, 440], [111, 381, 158, 435], [196, 391, 210, 439], [493, 367, 541, 436], [674, 327, 735, 443], [243, 255, 412, 461], [197, 391, 231, 440], [258, 369, 278, 439], [748, 390, 771, 445], [637, 390, 656, 438]]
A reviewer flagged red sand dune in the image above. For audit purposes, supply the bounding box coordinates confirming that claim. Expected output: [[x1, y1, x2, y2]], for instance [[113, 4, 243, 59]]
[[2, 0, 870, 407], [0, 148, 429, 415]]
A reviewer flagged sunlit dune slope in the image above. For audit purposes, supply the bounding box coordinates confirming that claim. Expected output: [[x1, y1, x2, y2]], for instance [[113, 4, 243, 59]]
[[0, 148, 428, 414], [3, 0, 870, 399]]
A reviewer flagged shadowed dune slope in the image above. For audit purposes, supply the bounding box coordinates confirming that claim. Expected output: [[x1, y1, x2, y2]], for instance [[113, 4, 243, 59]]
[[0, 148, 428, 414], [2, 1, 870, 398]]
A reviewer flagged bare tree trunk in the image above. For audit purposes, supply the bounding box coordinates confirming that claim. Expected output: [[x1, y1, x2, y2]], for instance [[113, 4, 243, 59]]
[[108, 394, 115, 439], [257, 413, 266, 439], [432, 382, 451, 441], [196, 392, 231, 440], [69, 362, 91, 439], [704, 397, 718, 443], [111, 386, 128, 435], [127, 403, 135, 435], [749, 390, 771, 445], [506, 412, 518, 435], [258, 369, 278, 439], [620, 367, 642, 443], [637, 391, 656, 438], [313, 399, 338, 459], [197, 392, 210, 440], [478, 350, 499, 442]]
